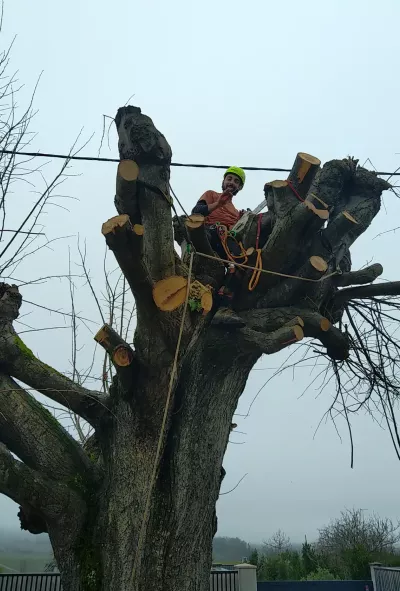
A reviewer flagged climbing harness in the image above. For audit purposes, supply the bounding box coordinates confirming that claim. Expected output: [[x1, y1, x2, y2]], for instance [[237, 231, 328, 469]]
[[215, 217, 265, 292], [216, 223, 248, 265]]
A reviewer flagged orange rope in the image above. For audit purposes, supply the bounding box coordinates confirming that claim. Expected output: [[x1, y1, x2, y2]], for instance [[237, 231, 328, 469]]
[[196, 251, 339, 283], [248, 248, 263, 291], [217, 224, 248, 265]]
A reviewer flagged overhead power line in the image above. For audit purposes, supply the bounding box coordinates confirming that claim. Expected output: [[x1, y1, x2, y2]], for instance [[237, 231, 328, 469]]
[[2, 148, 400, 177]]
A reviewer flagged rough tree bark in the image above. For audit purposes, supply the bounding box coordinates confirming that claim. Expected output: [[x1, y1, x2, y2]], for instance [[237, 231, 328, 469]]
[[0, 106, 398, 591]]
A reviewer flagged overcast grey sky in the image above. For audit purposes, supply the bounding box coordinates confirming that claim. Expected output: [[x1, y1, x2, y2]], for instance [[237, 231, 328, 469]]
[[1, 0, 400, 544]]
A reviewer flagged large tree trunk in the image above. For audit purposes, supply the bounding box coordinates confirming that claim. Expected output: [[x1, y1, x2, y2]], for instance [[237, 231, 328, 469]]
[[46, 334, 258, 591], [0, 106, 398, 591]]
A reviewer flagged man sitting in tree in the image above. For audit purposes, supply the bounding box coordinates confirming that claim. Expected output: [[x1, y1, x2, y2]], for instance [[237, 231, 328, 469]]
[[191, 166, 247, 326]]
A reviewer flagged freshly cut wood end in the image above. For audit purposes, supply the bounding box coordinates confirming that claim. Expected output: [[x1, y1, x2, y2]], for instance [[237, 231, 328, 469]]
[[320, 318, 331, 332], [186, 214, 205, 229], [310, 255, 328, 273], [133, 224, 144, 236], [94, 325, 109, 346], [284, 316, 304, 328], [118, 160, 139, 181], [293, 325, 304, 341], [201, 291, 213, 315], [270, 180, 288, 188], [343, 211, 358, 224], [307, 192, 328, 209], [153, 276, 188, 311], [112, 345, 134, 367], [298, 152, 321, 166], [304, 200, 329, 220], [102, 215, 130, 236]]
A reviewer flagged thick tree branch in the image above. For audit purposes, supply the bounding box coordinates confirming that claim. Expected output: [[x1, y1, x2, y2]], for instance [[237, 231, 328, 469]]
[[334, 281, 400, 307], [287, 152, 321, 199], [0, 443, 84, 525], [114, 160, 140, 221], [240, 324, 304, 355], [334, 263, 383, 287], [240, 307, 349, 360], [94, 323, 138, 392], [313, 165, 390, 270], [102, 215, 150, 304], [0, 284, 107, 425], [253, 255, 329, 309], [0, 331, 107, 424], [0, 373, 91, 480], [115, 106, 175, 282]]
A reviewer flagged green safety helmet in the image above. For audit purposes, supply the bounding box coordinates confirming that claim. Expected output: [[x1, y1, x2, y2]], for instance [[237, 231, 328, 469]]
[[224, 166, 246, 187]]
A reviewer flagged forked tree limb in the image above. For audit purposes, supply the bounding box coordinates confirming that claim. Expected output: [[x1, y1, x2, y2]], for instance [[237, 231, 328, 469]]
[[239, 307, 349, 360], [0, 373, 92, 480]]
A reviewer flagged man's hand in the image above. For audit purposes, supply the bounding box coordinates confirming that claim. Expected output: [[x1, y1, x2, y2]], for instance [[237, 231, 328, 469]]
[[207, 191, 233, 214], [217, 190, 233, 208]]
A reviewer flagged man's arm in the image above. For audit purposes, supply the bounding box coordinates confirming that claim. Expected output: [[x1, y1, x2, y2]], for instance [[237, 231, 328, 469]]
[[191, 191, 232, 216], [192, 200, 209, 216]]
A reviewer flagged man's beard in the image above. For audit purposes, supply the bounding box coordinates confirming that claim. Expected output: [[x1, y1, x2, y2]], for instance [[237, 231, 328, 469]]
[[221, 183, 239, 195]]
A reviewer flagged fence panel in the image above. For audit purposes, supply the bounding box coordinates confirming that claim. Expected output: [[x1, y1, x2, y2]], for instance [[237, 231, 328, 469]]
[[210, 570, 238, 591], [371, 565, 400, 591], [257, 582, 372, 591], [0, 574, 62, 591]]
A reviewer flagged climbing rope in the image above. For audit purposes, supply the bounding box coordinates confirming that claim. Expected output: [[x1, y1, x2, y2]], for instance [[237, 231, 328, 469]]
[[216, 224, 248, 265], [248, 214, 264, 292], [131, 250, 194, 584], [195, 251, 339, 283], [248, 248, 263, 292]]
